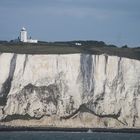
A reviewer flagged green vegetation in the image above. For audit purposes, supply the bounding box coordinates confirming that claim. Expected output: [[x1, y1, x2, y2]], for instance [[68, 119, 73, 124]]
[[0, 41, 140, 60]]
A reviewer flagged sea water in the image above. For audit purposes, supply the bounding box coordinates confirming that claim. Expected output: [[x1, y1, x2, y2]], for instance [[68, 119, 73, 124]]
[[0, 131, 140, 140]]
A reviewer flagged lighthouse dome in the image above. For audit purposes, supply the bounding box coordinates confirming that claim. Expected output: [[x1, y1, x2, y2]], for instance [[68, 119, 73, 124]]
[[21, 27, 26, 31]]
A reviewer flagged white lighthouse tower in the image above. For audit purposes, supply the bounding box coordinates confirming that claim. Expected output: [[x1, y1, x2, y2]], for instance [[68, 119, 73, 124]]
[[20, 27, 27, 42], [19, 27, 38, 43]]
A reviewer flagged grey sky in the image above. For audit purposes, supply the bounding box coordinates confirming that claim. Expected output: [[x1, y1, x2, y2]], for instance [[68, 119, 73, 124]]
[[0, 0, 140, 47]]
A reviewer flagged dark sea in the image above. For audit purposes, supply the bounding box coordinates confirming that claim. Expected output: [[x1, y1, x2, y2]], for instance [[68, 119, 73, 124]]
[[0, 131, 140, 140]]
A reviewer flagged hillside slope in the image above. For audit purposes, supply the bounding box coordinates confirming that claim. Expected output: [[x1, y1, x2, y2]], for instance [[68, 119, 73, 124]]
[[0, 42, 140, 60]]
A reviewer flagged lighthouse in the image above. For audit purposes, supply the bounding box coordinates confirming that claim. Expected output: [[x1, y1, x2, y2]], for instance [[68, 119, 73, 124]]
[[19, 27, 38, 43], [20, 27, 27, 42]]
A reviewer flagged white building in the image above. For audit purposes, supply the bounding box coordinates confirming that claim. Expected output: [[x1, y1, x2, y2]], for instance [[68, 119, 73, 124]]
[[75, 42, 82, 46], [20, 27, 38, 43]]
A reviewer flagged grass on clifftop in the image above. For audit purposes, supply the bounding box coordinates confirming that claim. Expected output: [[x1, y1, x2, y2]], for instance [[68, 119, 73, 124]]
[[0, 41, 140, 60]]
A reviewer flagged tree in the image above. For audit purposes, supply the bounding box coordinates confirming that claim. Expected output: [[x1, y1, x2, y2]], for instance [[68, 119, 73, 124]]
[[122, 45, 128, 48]]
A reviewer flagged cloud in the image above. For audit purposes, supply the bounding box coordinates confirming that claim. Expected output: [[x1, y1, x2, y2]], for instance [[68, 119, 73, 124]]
[[1, 0, 139, 22], [33, 6, 111, 20], [1, 0, 140, 16]]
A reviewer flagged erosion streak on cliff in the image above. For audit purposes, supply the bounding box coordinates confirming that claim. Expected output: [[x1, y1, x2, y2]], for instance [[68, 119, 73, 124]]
[[80, 54, 94, 99], [22, 54, 28, 75], [0, 54, 17, 105]]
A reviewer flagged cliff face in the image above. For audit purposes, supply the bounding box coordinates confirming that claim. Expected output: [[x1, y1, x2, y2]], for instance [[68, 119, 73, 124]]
[[0, 53, 140, 128]]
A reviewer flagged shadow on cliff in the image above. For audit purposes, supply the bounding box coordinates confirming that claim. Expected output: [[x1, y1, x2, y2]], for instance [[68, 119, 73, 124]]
[[0, 54, 17, 106], [78, 54, 94, 99], [60, 104, 126, 126]]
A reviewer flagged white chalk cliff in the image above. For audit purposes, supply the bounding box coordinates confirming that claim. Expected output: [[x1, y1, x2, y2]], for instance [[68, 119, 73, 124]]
[[0, 53, 140, 128]]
